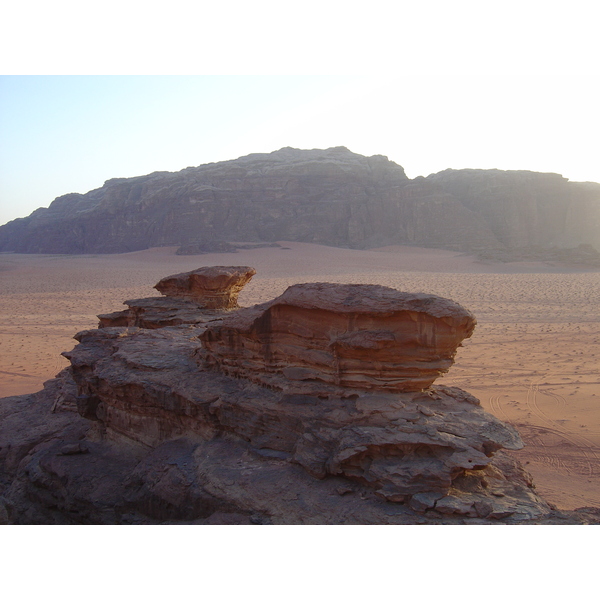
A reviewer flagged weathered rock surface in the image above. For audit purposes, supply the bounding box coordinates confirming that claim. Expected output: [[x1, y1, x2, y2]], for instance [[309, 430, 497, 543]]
[[154, 266, 256, 309], [1, 353, 597, 524], [98, 297, 227, 329], [2, 274, 599, 524], [98, 265, 256, 328], [201, 283, 476, 393], [55, 325, 517, 500], [1, 147, 598, 257]]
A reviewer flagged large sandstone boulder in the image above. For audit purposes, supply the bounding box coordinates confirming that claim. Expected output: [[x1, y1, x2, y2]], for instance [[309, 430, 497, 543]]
[[61, 281, 507, 504], [154, 266, 256, 309], [58, 327, 528, 507], [201, 283, 476, 392]]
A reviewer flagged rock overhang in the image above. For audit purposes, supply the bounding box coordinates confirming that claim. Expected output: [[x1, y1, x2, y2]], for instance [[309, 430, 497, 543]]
[[200, 282, 476, 393], [154, 265, 256, 309]]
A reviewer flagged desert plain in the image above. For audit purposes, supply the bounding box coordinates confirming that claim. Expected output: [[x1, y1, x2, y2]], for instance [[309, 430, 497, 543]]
[[1, 242, 599, 512]]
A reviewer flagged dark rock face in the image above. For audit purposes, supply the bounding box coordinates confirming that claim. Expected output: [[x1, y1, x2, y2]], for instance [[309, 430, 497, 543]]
[[1, 146, 598, 255], [3, 390, 575, 525], [0, 326, 595, 525], [425, 170, 600, 251], [97, 297, 226, 329]]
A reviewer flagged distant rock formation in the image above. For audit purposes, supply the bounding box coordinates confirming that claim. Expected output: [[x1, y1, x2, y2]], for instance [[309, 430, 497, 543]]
[[478, 243, 600, 267], [1, 147, 598, 258], [175, 241, 280, 255], [2, 268, 599, 524], [175, 241, 238, 255]]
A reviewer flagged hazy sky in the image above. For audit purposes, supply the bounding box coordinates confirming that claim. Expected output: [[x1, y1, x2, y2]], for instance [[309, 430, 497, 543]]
[[1, 2, 598, 226]]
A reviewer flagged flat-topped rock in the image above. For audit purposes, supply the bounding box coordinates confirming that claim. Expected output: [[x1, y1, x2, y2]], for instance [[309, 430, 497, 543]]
[[201, 282, 476, 392], [154, 266, 256, 309]]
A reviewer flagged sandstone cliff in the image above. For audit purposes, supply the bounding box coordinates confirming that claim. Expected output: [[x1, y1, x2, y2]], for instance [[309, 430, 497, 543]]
[[1, 147, 598, 256]]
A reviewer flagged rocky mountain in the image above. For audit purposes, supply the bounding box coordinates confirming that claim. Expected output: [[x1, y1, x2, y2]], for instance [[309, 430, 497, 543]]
[[1, 147, 599, 256]]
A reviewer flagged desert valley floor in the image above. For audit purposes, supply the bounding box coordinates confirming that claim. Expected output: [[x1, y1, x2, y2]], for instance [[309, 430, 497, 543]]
[[1, 242, 599, 512]]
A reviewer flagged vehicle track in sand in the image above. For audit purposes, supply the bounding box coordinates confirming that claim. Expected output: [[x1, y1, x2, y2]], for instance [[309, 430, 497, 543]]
[[525, 382, 600, 476], [516, 424, 575, 473], [0, 369, 34, 378], [488, 394, 511, 423]]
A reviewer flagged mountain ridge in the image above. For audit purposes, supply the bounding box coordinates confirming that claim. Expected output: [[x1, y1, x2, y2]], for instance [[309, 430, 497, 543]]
[[1, 146, 599, 256]]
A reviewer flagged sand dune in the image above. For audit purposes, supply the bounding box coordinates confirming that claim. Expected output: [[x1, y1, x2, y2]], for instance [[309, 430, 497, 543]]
[[1, 242, 599, 510]]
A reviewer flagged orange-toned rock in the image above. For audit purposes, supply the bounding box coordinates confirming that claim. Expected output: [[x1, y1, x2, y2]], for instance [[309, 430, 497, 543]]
[[154, 266, 256, 309], [201, 282, 476, 392]]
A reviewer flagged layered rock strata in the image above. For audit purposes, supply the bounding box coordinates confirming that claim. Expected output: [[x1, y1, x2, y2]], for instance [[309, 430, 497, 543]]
[[67, 281, 514, 505], [154, 266, 256, 309], [57, 326, 522, 502], [98, 298, 231, 329], [201, 283, 476, 393], [7, 387, 595, 524]]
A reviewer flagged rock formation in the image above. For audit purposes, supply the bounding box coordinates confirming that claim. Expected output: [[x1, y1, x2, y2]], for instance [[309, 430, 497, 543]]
[[0, 147, 598, 258], [1, 269, 599, 524], [201, 283, 476, 393], [98, 297, 224, 329], [154, 266, 256, 309], [97, 266, 256, 329], [175, 241, 280, 255]]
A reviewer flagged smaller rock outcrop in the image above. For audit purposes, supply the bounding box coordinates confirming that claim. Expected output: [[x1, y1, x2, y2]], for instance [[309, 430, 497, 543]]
[[175, 241, 238, 255], [98, 297, 225, 329], [154, 266, 256, 309], [175, 241, 281, 255], [98, 266, 256, 329], [201, 283, 476, 393], [477, 243, 600, 267]]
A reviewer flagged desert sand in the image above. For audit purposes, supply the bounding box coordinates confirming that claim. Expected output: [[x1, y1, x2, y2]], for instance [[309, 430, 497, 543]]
[[1, 242, 599, 511]]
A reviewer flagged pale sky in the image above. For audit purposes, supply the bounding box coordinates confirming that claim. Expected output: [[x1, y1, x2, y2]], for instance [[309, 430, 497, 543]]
[[1, 1, 598, 226]]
